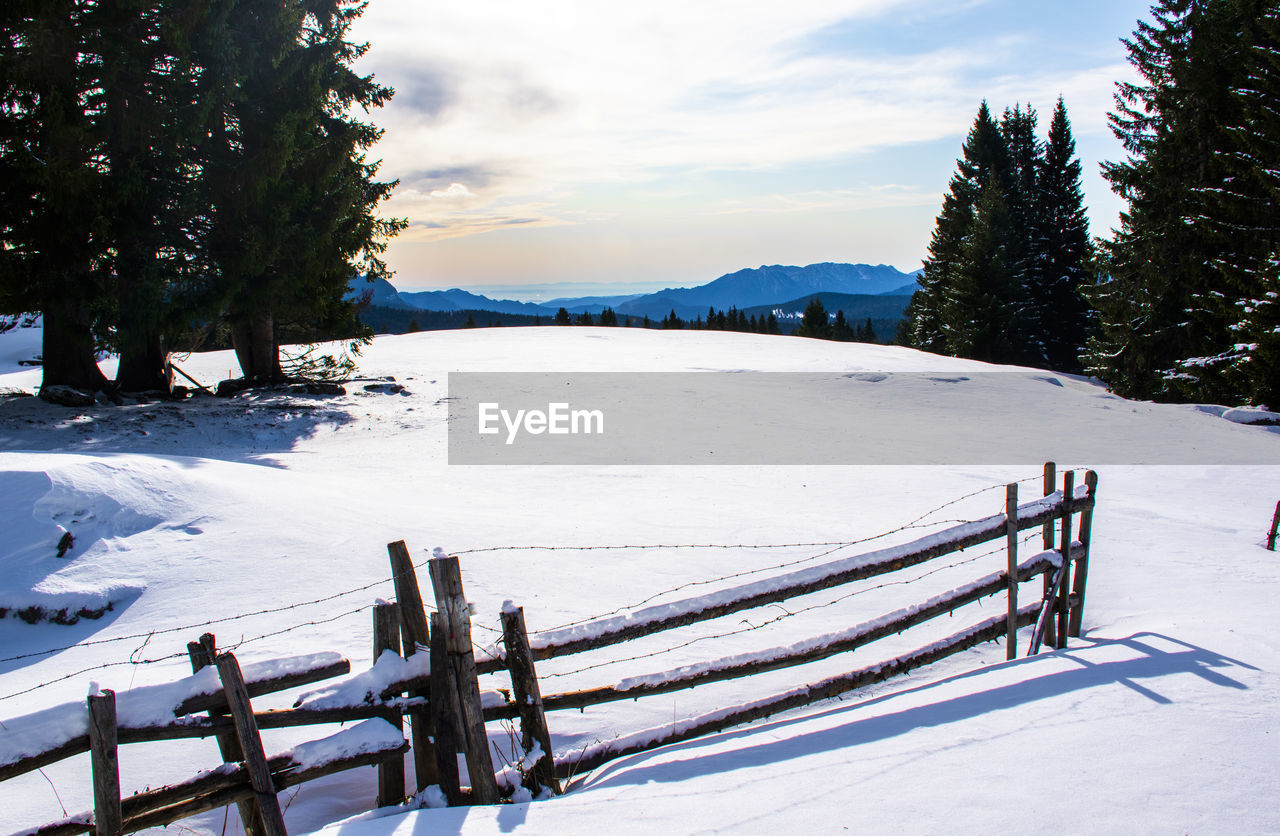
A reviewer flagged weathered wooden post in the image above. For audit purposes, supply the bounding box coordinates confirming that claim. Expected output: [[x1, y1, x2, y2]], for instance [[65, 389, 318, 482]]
[[372, 602, 406, 808], [387, 541, 440, 793], [215, 653, 288, 836], [88, 688, 122, 836], [429, 554, 501, 805], [1068, 470, 1099, 638], [1005, 483, 1019, 660], [1042, 461, 1057, 648], [1056, 469, 1075, 649], [188, 633, 262, 835], [430, 611, 464, 804], [500, 604, 562, 795]]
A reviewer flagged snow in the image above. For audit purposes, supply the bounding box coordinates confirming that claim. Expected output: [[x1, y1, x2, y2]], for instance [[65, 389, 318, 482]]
[[295, 651, 429, 711], [0, 651, 344, 769], [1, 325, 1278, 835], [285, 718, 405, 771]]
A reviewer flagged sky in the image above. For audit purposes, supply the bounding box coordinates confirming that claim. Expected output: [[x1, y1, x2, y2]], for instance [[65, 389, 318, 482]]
[[348, 0, 1155, 300]]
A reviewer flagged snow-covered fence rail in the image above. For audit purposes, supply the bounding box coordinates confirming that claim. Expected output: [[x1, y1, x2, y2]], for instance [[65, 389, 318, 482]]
[[1, 649, 410, 836], [470, 462, 1098, 782], [472, 471, 1093, 676], [2, 463, 1100, 832]]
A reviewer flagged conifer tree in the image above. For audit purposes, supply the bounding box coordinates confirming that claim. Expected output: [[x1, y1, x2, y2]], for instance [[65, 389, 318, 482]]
[[830, 309, 855, 341], [905, 102, 1008, 352], [554, 307, 571, 325], [0, 0, 115, 396], [1034, 97, 1094, 373], [1085, 0, 1273, 401], [940, 174, 1017, 362], [795, 297, 830, 339]]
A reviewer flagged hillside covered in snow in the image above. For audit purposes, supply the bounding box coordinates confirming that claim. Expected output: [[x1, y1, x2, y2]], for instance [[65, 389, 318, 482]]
[[0, 326, 1277, 835]]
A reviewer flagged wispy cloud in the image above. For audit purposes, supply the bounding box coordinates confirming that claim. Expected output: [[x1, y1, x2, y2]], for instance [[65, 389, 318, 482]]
[[350, 0, 1149, 284]]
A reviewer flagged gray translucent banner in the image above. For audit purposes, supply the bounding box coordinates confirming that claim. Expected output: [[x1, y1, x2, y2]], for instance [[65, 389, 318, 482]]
[[447, 372, 1278, 465]]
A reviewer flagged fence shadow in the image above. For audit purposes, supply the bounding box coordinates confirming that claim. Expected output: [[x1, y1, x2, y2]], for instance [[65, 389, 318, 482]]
[[575, 632, 1256, 791]]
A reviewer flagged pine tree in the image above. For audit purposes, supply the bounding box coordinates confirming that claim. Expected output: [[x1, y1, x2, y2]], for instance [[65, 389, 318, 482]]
[[862, 317, 877, 343], [998, 104, 1043, 364], [795, 297, 830, 339], [598, 307, 617, 326], [576, 310, 593, 326], [0, 0, 116, 397], [1034, 97, 1095, 373], [906, 102, 1008, 353], [830, 309, 855, 341], [554, 307, 571, 325], [201, 0, 401, 383], [1085, 0, 1273, 402], [941, 174, 1017, 362]]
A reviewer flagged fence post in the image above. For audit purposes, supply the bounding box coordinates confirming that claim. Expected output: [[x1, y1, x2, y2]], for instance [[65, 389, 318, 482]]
[[387, 541, 440, 794], [430, 611, 464, 804], [188, 633, 263, 835], [88, 689, 122, 836], [1005, 483, 1018, 660], [373, 602, 406, 808], [1056, 470, 1075, 649], [429, 554, 501, 805], [215, 653, 288, 836], [1042, 461, 1057, 648], [1268, 500, 1280, 551], [500, 604, 562, 796], [1069, 470, 1099, 637]]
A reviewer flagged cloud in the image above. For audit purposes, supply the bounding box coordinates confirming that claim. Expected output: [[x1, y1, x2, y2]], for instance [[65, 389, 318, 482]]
[[428, 183, 475, 200], [347, 0, 1150, 282]]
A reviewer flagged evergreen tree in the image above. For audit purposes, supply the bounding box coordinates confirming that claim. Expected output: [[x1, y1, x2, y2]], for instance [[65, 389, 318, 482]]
[[462, 313, 476, 328], [998, 104, 1043, 364], [861, 317, 877, 343], [1034, 97, 1095, 373], [576, 310, 593, 326], [554, 306, 571, 325], [906, 97, 1092, 371], [795, 297, 830, 339], [905, 102, 1008, 353], [1085, 0, 1274, 402], [765, 312, 781, 334], [941, 174, 1017, 362], [598, 307, 617, 326], [830, 309, 855, 341], [662, 309, 684, 329], [201, 0, 401, 384], [0, 0, 116, 396]]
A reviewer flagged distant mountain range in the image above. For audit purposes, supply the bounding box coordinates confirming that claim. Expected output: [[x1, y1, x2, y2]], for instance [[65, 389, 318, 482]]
[[347, 262, 920, 323]]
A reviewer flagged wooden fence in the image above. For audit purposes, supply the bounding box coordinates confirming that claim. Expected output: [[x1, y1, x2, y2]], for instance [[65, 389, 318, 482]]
[[2, 463, 1097, 835]]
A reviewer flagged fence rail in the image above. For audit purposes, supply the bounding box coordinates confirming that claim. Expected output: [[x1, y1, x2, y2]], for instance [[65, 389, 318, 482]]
[[2, 463, 1098, 835]]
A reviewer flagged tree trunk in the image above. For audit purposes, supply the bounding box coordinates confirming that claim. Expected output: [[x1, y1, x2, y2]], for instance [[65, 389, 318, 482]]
[[115, 329, 169, 393], [231, 311, 281, 383], [40, 297, 113, 395]]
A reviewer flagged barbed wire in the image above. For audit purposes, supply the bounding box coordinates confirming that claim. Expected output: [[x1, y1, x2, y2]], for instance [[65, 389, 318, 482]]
[[539, 530, 1041, 681], [0, 554, 441, 667], [0, 468, 1084, 706], [523, 475, 1055, 637]]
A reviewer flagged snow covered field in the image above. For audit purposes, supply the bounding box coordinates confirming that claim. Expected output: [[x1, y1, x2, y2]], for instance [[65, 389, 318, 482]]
[[1, 325, 1278, 834]]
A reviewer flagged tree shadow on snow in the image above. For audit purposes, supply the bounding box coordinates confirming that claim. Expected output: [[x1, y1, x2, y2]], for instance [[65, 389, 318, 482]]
[[574, 633, 1257, 791], [0, 388, 359, 467]]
